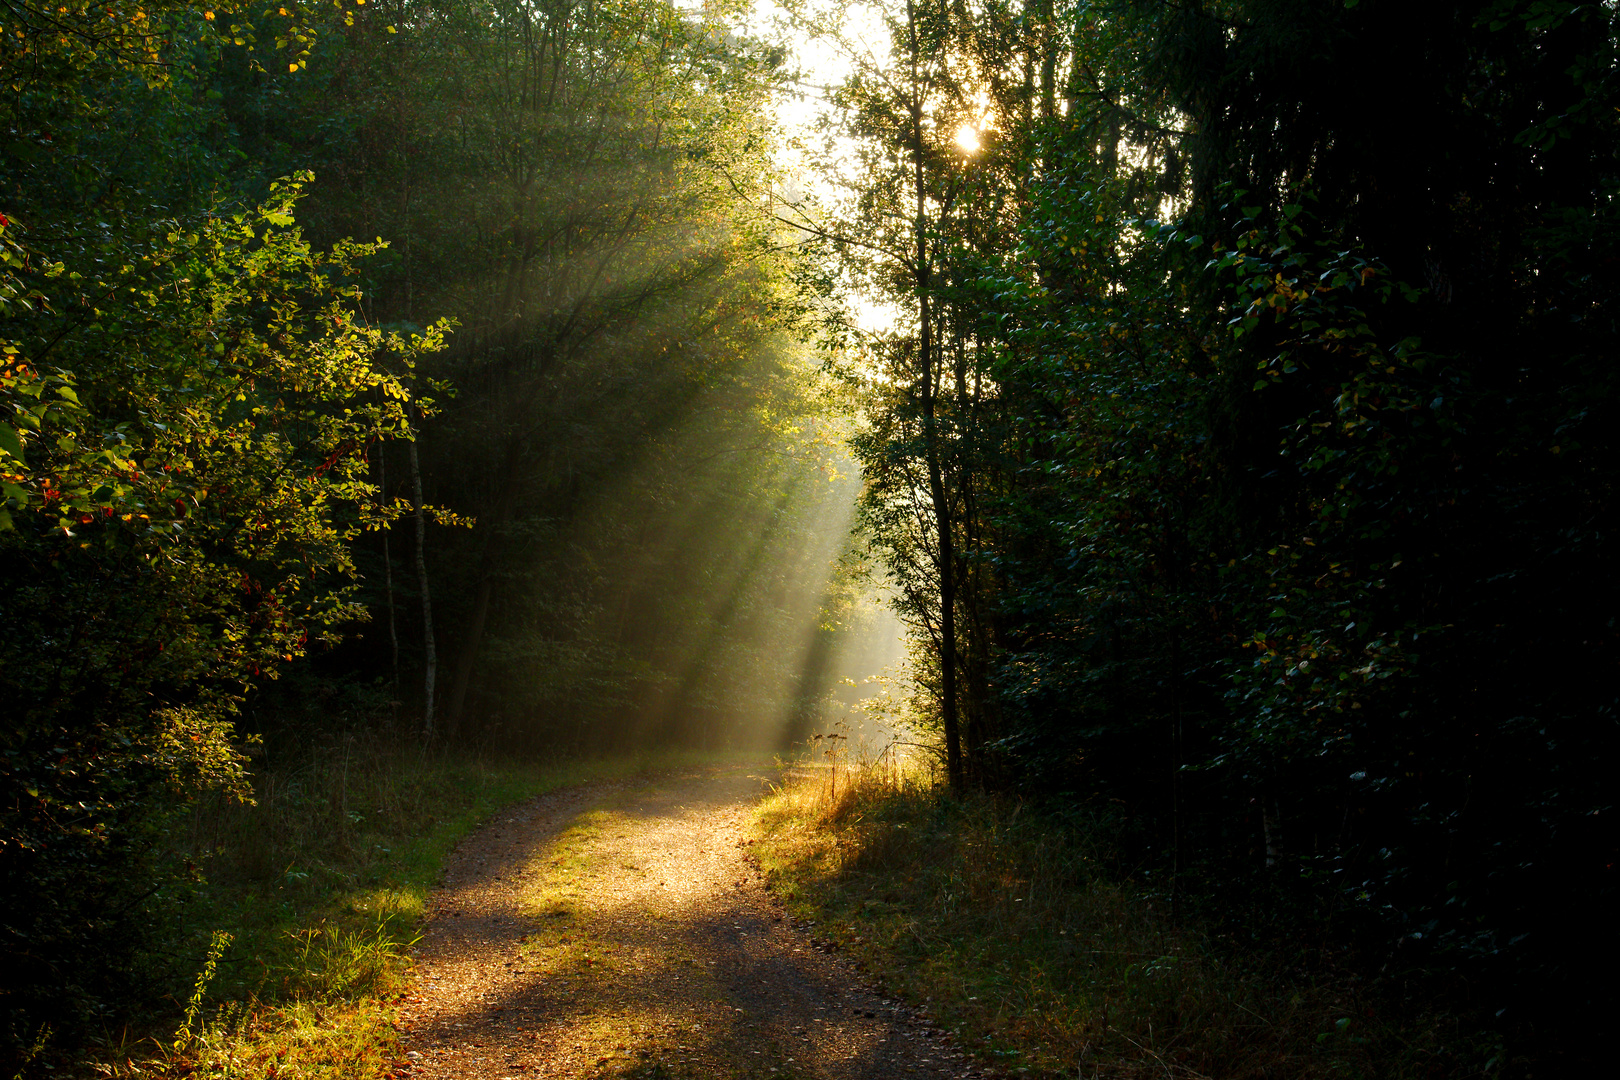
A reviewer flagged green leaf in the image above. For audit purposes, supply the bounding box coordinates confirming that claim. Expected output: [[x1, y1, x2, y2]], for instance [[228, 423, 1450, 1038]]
[[0, 422, 22, 460]]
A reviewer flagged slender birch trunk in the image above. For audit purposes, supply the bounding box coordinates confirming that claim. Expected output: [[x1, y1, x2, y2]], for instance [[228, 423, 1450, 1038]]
[[380, 449, 401, 708], [409, 434, 436, 739]]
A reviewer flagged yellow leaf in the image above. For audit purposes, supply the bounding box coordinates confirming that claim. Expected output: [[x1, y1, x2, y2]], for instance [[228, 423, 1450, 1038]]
[[289, 62, 297, 71]]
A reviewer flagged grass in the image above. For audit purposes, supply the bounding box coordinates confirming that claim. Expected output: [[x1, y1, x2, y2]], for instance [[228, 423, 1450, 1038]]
[[70, 734, 746, 1079], [749, 746, 1492, 1080]]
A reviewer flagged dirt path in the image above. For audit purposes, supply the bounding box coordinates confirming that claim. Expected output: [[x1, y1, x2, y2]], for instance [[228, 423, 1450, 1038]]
[[397, 765, 981, 1080]]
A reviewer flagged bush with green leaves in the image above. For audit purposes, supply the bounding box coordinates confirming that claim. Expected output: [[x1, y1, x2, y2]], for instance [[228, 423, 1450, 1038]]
[[0, 180, 444, 1044]]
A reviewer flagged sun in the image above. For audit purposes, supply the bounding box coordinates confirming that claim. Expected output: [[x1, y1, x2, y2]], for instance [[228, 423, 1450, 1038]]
[[953, 124, 981, 154]]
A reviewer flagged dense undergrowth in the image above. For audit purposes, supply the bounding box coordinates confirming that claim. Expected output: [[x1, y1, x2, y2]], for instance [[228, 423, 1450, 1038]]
[[27, 736, 724, 1080], [751, 750, 1498, 1080]]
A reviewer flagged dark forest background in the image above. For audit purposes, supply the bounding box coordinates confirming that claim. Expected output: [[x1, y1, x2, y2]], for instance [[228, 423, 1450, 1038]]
[[819, 0, 1617, 1070]]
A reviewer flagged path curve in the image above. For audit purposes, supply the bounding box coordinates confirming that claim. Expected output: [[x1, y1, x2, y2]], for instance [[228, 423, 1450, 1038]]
[[396, 765, 981, 1080]]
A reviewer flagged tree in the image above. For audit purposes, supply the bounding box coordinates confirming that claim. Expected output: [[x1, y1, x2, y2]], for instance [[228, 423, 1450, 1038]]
[[0, 176, 442, 1041], [0, 1, 445, 1038], [818, 0, 1616, 1054], [793, 0, 993, 788]]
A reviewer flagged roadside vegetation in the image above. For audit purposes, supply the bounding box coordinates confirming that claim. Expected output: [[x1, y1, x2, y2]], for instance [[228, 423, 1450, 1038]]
[[41, 739, 724, 1079], [753, 746, 1497, 1080]]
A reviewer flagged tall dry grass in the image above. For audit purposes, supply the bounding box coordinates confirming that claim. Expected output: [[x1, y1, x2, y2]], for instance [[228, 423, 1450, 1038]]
[[753, 741, 1485, 1079]]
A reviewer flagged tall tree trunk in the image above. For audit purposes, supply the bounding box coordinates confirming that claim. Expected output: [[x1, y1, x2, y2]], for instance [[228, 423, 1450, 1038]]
[[1038, 0, 1057, 122], [907, 0, 964, 793], [380, 448, 401, 708], [409, 435, 436, 739], [921, 272, 962, 795]]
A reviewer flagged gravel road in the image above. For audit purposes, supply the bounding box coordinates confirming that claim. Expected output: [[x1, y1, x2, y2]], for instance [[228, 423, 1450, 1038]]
[[396, 765, 983, 1080]]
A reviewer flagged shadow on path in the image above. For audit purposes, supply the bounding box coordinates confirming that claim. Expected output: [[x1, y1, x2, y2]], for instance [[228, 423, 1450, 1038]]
[[398, 766, 983, 1080]]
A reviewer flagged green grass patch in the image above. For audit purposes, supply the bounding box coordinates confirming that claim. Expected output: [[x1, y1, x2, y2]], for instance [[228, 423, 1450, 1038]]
[[750, 757, 1489, 1080]]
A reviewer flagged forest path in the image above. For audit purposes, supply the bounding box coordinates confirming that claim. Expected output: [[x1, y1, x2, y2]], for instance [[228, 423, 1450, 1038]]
[[397, 764, 979, 1080]]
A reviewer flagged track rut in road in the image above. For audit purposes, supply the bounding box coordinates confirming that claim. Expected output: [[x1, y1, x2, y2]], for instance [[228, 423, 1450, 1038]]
[[397, 765, 982, 1080]]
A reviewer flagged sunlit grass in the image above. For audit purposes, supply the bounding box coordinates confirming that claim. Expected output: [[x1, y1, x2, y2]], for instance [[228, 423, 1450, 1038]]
[[750, 745, 1482, 1079]]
